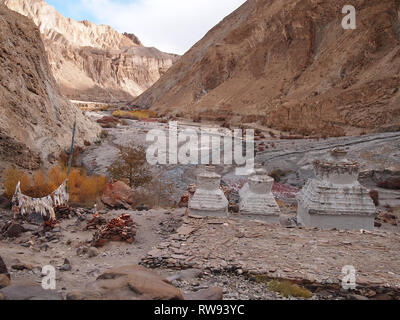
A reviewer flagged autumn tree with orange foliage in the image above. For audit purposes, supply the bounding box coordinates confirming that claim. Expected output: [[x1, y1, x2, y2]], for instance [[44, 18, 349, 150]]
[[2, 166, 107, 207], [3, 168, 23, 198]]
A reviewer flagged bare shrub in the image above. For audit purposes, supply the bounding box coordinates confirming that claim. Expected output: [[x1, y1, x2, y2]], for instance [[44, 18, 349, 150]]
[[107, 145, 152, 189]]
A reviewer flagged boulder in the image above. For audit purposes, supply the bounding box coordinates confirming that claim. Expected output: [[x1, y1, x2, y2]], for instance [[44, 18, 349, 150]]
[[59, 259, 72, 272], [0, 274, 10, 289], [0, 283, 62, 300], [101, 181, 135, 209], [67, 265, 184, 300], [4, 222, 24, 238], [184, 287, 223, 300]]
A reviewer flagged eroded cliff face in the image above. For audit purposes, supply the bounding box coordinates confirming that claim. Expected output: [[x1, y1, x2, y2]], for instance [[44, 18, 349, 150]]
[[0, 4, 100, 171], [3, 0, 179, 103], [134, 0, 400, 136]]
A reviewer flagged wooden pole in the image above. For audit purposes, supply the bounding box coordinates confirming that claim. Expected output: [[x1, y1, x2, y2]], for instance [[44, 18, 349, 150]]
[[67, 118, 77, 177]]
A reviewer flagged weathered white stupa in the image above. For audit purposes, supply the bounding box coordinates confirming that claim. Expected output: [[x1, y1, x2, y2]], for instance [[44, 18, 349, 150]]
[[297, 148, 376, 231], [188, 167, 229, 218], [239, 168, 281, 223]]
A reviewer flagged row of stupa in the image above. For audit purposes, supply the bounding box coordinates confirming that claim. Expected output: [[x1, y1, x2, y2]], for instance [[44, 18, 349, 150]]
[[188, 149, 376, 231]]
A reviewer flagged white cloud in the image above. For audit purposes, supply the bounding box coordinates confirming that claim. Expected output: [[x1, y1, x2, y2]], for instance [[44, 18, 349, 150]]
[[81, 0, 246, 54]]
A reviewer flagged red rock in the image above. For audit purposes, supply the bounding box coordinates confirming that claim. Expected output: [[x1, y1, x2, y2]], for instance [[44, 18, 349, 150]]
[[101, 181, 135, 209], [97, 116, 119, 124]]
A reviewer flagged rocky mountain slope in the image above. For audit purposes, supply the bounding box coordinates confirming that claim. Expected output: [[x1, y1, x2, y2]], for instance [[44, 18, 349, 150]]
[[3, 0, 179, 103], [0, 3, 99, 171], [133, 0, 400, 136]]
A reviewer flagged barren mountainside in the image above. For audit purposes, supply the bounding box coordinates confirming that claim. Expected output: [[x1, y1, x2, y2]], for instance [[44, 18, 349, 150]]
[[134, 0, 400, 136], [3, 0, 179, 103], [0, 3, 99, 172]]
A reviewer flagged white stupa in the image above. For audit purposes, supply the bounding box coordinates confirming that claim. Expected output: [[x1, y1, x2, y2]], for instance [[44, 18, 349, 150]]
[[188, 166, 229, 218], [239, 168, 281, 224], [297, 148, 376, 230]]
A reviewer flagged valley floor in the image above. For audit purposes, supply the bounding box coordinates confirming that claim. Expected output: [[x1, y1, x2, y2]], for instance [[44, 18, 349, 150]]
[[1, 206, 399, 300], [1, 111, 400, 300]]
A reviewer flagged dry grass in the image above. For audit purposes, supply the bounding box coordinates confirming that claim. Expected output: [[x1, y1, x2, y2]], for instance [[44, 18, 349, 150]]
[[268, 280, 312, 299]]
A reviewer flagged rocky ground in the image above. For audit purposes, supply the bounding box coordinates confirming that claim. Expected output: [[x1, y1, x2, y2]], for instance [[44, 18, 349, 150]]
[[0, 202, 399, 300], [0, 207, 183, 296], [0, 207, 311, 300], [1, 111, 399, 300]]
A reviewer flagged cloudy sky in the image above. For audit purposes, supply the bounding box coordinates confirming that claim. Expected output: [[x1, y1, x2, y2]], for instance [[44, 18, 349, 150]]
[[46, 0, 246, 54]]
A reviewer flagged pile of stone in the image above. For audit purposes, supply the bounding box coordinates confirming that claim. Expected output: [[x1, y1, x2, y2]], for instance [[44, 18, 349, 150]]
[[85, 213, 107, 231], [178, 184, 197, 208], [43, 219, 59, 231], [92, 214, 136, 247], [178, 194, 189, 208]]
